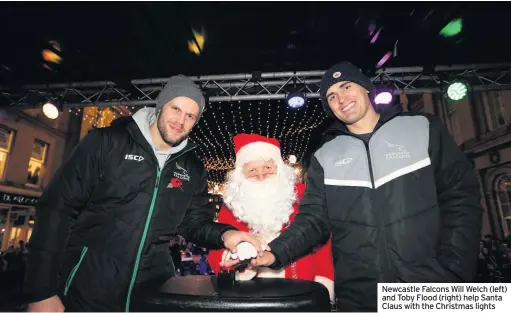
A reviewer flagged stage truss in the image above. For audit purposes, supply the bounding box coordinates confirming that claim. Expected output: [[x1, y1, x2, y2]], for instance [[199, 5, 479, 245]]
[[1, 63, 511, 108], [2, 63, 511, 190]]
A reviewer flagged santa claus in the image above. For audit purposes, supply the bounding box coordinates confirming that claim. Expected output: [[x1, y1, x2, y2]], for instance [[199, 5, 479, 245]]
[[209, 133, 335, 302]]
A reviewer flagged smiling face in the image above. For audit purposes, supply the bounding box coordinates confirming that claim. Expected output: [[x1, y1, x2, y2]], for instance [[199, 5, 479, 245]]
[[157, 96, 199, 146], [242, 159, 277, 181], [325, 81, 373, 125]]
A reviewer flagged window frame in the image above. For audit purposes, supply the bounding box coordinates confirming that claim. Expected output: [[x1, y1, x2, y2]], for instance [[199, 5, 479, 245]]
[[26, 138, 50, 188], [496, 174, 511, 237], [0, 125, 16, 181]]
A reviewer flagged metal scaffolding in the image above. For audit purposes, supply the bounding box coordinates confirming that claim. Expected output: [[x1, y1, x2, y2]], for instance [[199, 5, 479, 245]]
[[2, 62, 511, 108]]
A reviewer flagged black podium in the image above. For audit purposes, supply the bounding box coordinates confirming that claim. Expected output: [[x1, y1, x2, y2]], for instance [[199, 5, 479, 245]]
[[131, 276, 331, 312]]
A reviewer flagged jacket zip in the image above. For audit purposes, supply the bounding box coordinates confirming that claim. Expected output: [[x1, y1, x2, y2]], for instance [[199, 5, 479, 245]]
[[322, 111, 401, 282], [124, 146, 196, 312], [64, 246, 88, 296], [363, 141, 394, 283], [124, 168, 160, 312]]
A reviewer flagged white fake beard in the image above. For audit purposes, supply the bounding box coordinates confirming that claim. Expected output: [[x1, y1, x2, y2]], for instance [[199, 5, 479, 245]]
[[223, 162, 297, 238]]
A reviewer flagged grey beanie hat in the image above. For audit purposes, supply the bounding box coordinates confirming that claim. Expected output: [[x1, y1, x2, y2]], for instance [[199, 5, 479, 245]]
[[155, 75, 206, 120]]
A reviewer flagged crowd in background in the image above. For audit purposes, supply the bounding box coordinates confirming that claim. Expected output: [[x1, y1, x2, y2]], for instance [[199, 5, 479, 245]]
[[169, 235, 215, 277], [0, 241, 27, 310], [477, 235, 511, 283], [0, 235, 510, 310]]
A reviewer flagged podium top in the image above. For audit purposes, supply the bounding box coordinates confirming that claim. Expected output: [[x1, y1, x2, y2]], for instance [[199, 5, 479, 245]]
[[131, 276, 332, 312], [159, 276, 326, 298]]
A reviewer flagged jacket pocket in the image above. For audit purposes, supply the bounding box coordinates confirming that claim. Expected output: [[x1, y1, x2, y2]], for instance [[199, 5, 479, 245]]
[[136, 243, 175, 284], [64, 246, 88, 296], [325, 185, 368, 223]]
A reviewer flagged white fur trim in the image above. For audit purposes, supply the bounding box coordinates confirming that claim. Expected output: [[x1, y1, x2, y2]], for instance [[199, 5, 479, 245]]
[[221, 249, 257, 281], [257, 267, 286, 278], [235, 267, 258, 281], [315, 275, 335, 302], [235, 141, 282, 167], [221, 248, 258, 281]]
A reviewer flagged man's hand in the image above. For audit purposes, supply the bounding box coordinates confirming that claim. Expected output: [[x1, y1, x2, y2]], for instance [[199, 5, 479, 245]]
[[222, 230, 267, 255], [220, 230, 269, 268], [250, 251, 276, 268], [27, 295, 64, 312], [222, 249, 277, 269]]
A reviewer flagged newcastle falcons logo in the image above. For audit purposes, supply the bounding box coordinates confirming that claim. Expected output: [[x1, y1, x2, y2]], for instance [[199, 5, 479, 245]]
[[174, 163, 190, 181]]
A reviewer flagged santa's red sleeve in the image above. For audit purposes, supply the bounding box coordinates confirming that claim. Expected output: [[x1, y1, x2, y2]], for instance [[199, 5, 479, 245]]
[[313, 236, 335, 301], [208, 205, 244, 274], [295, 182, 306, 201]]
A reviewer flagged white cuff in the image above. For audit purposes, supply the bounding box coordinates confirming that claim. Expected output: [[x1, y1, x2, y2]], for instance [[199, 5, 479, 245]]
[[236, 266, 258, 281], [222, 248, 257, 280], [315, 275, 335, 302], [221, 250, 231, 262]]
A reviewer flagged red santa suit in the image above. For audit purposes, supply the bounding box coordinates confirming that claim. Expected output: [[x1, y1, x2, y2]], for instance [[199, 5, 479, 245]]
[[209, 182, 335, 301]]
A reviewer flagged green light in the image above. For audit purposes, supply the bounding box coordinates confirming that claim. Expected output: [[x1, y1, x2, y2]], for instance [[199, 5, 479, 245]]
[[447, 82, 468, 101], [440, 18, 463, 37]]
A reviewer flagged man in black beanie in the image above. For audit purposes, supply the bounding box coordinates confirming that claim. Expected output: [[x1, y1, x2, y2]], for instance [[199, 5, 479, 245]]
[[228, 62, 483, 311], [25, 75, 265, 312]]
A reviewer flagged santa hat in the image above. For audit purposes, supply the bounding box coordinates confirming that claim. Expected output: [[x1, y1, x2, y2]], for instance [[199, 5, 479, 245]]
[[233, 134, 283, 167]]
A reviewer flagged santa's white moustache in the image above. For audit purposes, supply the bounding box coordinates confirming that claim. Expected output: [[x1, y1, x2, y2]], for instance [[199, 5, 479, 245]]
[[224, 161, 297, 237]]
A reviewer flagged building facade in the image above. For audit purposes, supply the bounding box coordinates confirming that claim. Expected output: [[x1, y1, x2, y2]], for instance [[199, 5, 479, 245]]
[[409, 90, 511, 240], [0, 108, 80, 250]]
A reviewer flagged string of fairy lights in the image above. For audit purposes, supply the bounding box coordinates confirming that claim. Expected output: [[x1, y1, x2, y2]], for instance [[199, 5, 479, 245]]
[[190, 99, 327, 191], [282, 101, 309, 159], [70, 99, 327, 193], [67, 105, 136, 129]]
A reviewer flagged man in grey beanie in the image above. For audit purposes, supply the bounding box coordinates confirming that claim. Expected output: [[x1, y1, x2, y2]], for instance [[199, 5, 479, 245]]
[[25, 75, 265, 312], [148, 74, 206, 153]]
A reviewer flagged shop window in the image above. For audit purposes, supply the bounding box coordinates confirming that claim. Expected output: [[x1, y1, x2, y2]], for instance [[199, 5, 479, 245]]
[[496, 174, 511, 236], [27, 139, 49, 187], [0, 125, 15, 180]]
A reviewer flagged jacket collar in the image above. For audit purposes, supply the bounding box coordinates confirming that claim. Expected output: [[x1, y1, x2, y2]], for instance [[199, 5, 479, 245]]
[[111, 116, 197, 160]]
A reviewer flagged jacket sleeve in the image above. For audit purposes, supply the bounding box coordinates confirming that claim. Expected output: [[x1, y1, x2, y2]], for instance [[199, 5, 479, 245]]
[[313, 237, 335, 302], [207, 205, 241, 274], [268, 155, 331, 269], [24, 130, 105, 303], [178, 166, 237, 249], [429, 115, 483, 282]]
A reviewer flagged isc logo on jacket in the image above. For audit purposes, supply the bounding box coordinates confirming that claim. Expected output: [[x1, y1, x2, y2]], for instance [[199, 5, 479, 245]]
[[125, 154, 144, 162]]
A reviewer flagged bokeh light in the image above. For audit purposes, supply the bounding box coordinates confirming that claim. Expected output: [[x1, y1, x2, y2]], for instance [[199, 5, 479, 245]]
[[447, 82, 468, 101], [374, 91, 393, 105], [42, 49, 62, 64], [188, 27, 206, 55], [440, 18, 463, 37]]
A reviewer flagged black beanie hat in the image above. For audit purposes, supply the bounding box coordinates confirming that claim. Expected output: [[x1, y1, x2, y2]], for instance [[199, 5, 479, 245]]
[[320, 62, 375, 116]]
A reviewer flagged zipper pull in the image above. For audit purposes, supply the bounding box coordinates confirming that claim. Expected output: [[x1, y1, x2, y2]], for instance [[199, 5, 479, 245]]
[[155, 170, 161, 188]]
